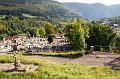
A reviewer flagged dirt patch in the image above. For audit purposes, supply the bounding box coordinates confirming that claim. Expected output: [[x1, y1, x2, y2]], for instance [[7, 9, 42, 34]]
[[0, 63, 38, 72], [31, 54, 120, 67], [67, 54, 120, 66]]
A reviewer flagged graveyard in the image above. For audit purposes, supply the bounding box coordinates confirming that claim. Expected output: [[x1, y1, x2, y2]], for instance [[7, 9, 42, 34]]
[[0, 35, 71, 53]]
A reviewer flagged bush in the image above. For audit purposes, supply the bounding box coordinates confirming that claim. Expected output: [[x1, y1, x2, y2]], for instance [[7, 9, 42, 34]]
[[47, 34, 55, 44], [0, 34, 4, 41], [100, 47, 104, 52], [39, 27, 46, 37], [29, 28, 39, 37]]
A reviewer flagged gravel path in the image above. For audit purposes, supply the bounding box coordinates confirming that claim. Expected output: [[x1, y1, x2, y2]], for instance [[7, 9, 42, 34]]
[[32, 54, 120, 66]]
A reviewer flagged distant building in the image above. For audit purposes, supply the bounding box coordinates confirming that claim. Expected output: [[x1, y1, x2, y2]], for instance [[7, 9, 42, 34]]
[[101, 20, 112, 26], [3, 36, 18, 43]]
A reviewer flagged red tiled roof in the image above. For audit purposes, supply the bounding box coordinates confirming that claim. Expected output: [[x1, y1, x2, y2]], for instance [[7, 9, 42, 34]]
[[5, 36, 17, 41]]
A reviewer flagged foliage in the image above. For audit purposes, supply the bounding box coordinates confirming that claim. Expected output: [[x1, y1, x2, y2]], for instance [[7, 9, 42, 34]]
[[0, 0, 78, 38], [0, 0, 76, 20], [114, 36, 120, 54], [0, 34, 4, 41], [65, 19, 88, 51], [116, 36, 120, 47], [47, 34, 55, 44], [0, 20, 6, 34], [29, 27, 39, 37], [0, 15, 69, 38], [39, 27, 46, 37], [55, 22, 68, 34], [44, 22, 54, 35], [88, 23, 117, 51]]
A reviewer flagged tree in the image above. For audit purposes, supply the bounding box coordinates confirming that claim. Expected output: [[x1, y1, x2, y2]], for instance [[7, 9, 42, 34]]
[[44, 22, 54, 35], [116, 36, 120, 47], [0, 20, 6, 34], [47, 34, 55, 44], [55, 22, 68, 34], [29, 28, 39, 37], [39, 27, 46, 37], [65, 19, 88, 52], [114, 36, 120, 54], [0, 34, 4, 41], [88, 23, 117, 51]]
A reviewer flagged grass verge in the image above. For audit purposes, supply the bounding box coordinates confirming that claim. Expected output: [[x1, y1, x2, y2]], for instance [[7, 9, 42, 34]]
[[0, 54, 120, 79]]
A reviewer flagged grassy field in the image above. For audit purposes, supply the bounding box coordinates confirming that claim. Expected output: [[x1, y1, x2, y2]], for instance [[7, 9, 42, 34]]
[[0, 54, 120, 79]]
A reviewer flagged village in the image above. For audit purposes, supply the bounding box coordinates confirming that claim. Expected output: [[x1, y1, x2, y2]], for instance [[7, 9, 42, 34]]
[[97, 20, 120, 34]]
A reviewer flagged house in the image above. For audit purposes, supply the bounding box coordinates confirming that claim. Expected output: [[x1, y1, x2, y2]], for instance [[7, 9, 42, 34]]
[[3, 36, 18, 43]]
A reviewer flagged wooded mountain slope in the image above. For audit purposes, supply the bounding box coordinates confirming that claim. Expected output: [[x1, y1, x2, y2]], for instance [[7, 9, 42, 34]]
[[0, 0, 77, 19]]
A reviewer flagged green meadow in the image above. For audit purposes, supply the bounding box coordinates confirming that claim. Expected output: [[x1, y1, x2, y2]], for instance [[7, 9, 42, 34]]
[[0, 54, 120, 79]]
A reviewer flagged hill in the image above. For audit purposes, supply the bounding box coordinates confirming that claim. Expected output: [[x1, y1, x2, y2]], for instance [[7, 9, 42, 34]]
[[0, 0, 77, 19], [64, 3, 120, 20], [0, 0, 79, 38]]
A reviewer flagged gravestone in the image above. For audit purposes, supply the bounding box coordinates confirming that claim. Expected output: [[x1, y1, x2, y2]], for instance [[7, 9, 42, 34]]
[[27, 45, 32, 54], [90, 46, 94, 53]]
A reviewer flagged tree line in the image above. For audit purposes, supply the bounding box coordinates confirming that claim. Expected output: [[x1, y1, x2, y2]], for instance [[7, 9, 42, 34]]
[[0, 16, 120, 54], [65, 19, 120, 54]]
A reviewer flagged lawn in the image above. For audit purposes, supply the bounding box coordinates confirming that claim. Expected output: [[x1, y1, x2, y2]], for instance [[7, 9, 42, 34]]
[[0, 54, 120, 79]]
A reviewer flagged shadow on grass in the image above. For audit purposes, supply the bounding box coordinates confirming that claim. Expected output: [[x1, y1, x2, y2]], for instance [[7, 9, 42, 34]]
[[107, 56, 120, 70], [23, 53, 83, 59], [3, 68, 26, 72]]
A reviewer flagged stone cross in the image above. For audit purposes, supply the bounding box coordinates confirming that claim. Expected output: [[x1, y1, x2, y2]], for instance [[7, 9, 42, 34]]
[[13, 53, 21, 70]]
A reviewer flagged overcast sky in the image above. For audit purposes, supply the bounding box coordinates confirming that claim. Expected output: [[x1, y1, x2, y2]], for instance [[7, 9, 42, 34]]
[[54, 0, 120, 6]]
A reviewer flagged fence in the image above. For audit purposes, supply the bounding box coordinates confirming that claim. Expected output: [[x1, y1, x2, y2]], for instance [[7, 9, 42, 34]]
[[90, 45, 120, 54]]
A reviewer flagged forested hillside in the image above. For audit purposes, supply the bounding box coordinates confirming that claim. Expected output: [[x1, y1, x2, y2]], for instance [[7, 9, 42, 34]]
[[0, 0, 79, 39], [0, 0, 77, 19]]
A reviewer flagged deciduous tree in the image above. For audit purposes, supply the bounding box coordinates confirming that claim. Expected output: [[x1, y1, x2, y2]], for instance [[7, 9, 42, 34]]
[[65, 19, 88, 52]]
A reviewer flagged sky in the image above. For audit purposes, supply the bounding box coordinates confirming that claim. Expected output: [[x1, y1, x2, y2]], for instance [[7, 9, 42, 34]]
[[54, 0, 120, 6]]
